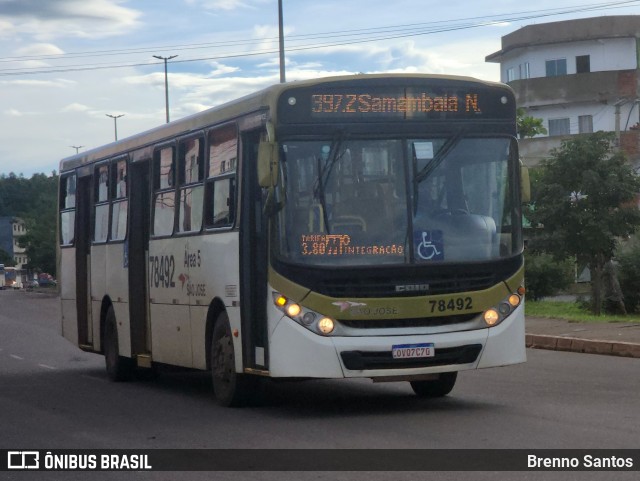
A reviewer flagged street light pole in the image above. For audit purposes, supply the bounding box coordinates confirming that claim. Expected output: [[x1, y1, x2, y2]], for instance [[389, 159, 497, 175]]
[[70, 145, 84, 154], [153, 54, 178, 123], [278, 0, 286, 83], [106, 114, 124, 141]]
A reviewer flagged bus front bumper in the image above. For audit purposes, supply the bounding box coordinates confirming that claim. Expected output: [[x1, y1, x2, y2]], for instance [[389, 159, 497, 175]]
[[268, 303, 526, 379]]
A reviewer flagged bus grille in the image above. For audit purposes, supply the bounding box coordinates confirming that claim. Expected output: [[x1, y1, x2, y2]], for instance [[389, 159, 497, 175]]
[[338, 313, 478, 329], [340, 344, 482, 371], [317, 272, 496, 298]]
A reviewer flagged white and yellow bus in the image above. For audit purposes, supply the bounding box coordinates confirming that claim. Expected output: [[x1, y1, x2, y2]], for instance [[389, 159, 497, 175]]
[[58, 74, 527, 406]]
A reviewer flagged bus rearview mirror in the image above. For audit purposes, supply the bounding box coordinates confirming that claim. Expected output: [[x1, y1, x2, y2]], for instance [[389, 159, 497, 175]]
[[258, 141, 278, 188]]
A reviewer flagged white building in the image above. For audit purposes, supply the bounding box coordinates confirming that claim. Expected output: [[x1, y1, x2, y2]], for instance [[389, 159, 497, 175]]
[[12, 218, 28, 268], [486, 16, 640, 166]]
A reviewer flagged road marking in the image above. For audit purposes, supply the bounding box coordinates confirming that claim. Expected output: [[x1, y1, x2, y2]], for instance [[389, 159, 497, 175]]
[[38, 364, 56, 370], [9, 354, 24, 360]]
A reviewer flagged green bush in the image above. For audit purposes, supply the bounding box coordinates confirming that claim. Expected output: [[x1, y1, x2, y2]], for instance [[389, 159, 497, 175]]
[[525, 253, 573, 301], [616, 238, 640, 313]]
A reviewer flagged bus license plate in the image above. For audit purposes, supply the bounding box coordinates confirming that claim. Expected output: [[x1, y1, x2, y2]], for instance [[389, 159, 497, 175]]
[[392, 343, 435, 359]]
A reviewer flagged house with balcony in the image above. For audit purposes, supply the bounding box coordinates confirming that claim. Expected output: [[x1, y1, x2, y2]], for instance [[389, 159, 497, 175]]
[[486, 15, 640, 167], [0, 216, 29, 268]]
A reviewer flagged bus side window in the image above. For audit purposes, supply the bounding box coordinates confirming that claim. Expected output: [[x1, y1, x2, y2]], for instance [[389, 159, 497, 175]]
[[205, 124, 237, 228], [177, 137, 204, 233], [152, 146, 177, 237], [111, 159, 128, 241], [94, 164, 109, 242], [59, 174, 76, 245]]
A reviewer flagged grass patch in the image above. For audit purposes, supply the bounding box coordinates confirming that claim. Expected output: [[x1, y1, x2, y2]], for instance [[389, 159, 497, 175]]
[[526, 300, 640, 323]]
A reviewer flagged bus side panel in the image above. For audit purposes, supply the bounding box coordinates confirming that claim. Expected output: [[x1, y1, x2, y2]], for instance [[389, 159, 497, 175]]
[[187, 232, 241, 371], [60, 248, 78, 345], [107, 242, 131, 357], [148, 237, 192, 367]]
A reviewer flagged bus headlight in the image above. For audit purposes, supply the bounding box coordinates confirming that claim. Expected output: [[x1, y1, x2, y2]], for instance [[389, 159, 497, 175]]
[[272, 292, 337, 336], [482, 287, 524, 327], [317, 317, 335, 334]]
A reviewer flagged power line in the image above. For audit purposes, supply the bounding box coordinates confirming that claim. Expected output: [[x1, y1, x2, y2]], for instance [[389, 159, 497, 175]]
[[0, 0, 638, 77], [0, 0, 635, 64]]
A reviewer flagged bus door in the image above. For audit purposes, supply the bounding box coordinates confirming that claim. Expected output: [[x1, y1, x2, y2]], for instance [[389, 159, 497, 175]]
[[239, 128, 269, 371], [75, 174, 93, 347], [128, 159, 151, 365]]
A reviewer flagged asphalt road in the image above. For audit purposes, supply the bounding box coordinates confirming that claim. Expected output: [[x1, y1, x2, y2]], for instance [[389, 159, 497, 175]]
[[1, 289, 638, 481]]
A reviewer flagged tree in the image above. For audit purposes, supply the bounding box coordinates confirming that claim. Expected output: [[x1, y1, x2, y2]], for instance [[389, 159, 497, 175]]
[[16, 173, 58, 274], [0, 248, 14, 266], [0, 171, 58, 274], [517, 107, 548, 139], [529, 132, 640, 314]]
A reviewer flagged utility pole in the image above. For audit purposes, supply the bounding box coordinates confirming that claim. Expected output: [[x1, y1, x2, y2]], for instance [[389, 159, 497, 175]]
[[70, 145, 84, 154], [278, 0, 285, 83], [106, 114, 124, 141], [153, 55, 178, 123]]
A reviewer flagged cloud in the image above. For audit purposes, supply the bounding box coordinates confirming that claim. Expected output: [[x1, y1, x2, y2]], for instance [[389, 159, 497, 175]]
[[185, 0, 271, 12], [0, 0, 142, 40], [15, 43, 65, 56], [61, 103, 91, 113], [4, 108, 24, 116], [0, 78, 75, 88]]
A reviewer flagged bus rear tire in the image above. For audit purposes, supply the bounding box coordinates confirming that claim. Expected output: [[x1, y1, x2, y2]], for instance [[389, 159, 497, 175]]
[[410, 372, 457, 398], [211, 312, 258, 407], [104, 306, 134, 382]]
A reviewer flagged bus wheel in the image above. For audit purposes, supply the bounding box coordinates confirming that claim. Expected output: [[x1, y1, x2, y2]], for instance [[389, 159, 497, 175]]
[[410, 372, 457, 398], [211, 312, 255, 407], [104, 306, 134, 382]]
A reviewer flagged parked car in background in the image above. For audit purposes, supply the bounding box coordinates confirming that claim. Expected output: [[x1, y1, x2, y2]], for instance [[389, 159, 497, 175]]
[[38, 273, 57, 287]]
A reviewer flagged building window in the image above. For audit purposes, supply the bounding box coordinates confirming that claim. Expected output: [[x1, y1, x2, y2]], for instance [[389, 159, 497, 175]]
[[578, 115, 593, 134], [549, 118, 570, 136], [523, 62, 530, 79], [545, 59, 567, 77], [576, 55, 590, 74], [507, 67, 516, 82]]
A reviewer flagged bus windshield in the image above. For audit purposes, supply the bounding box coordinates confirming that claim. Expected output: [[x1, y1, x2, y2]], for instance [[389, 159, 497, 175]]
[[274, 135, 520, 267]]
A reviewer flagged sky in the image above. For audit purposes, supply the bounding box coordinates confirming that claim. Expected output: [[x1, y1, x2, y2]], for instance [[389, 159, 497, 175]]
[[2, 0, 640, 177]]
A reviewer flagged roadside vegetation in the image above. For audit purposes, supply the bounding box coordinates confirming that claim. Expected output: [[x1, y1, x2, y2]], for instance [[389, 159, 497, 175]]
[[526, 132, 640, 315], [0, 171, 57, 275], [526, 300, 640, 323]]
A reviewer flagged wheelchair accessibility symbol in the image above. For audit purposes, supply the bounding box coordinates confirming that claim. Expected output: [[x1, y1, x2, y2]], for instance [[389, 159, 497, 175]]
[[415, 230, 444, 261]]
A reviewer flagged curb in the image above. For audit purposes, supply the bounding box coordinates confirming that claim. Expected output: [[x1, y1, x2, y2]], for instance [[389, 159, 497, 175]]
[[526, 334, 640, 359]]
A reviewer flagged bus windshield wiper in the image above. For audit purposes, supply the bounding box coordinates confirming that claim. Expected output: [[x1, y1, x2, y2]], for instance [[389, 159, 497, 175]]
[[414, 130, 463, 184], [313, 133, 346, 233]]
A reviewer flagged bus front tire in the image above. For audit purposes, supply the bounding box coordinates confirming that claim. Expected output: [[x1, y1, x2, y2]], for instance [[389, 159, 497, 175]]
[[211, 312, 257, 407], [104, 306, 134, 382], [410, 372, 457, 398]]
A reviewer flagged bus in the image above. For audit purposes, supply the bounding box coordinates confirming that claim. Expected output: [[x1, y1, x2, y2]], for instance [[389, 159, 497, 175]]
[[3, 266, 24, 289], [58, 74, 528, 406]]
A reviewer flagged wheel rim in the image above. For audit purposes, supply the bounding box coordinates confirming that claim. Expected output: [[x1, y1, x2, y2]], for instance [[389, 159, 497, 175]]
[[213, 331, 234, 386]]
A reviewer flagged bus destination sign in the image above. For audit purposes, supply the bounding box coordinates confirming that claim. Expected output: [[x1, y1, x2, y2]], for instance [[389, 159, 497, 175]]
[[311, 92, 481, 116], [279, 83, 514, 123]]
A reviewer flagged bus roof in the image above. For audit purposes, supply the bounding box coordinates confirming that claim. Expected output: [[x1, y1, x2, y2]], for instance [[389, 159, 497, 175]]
[[58, 73, 509, 174]]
